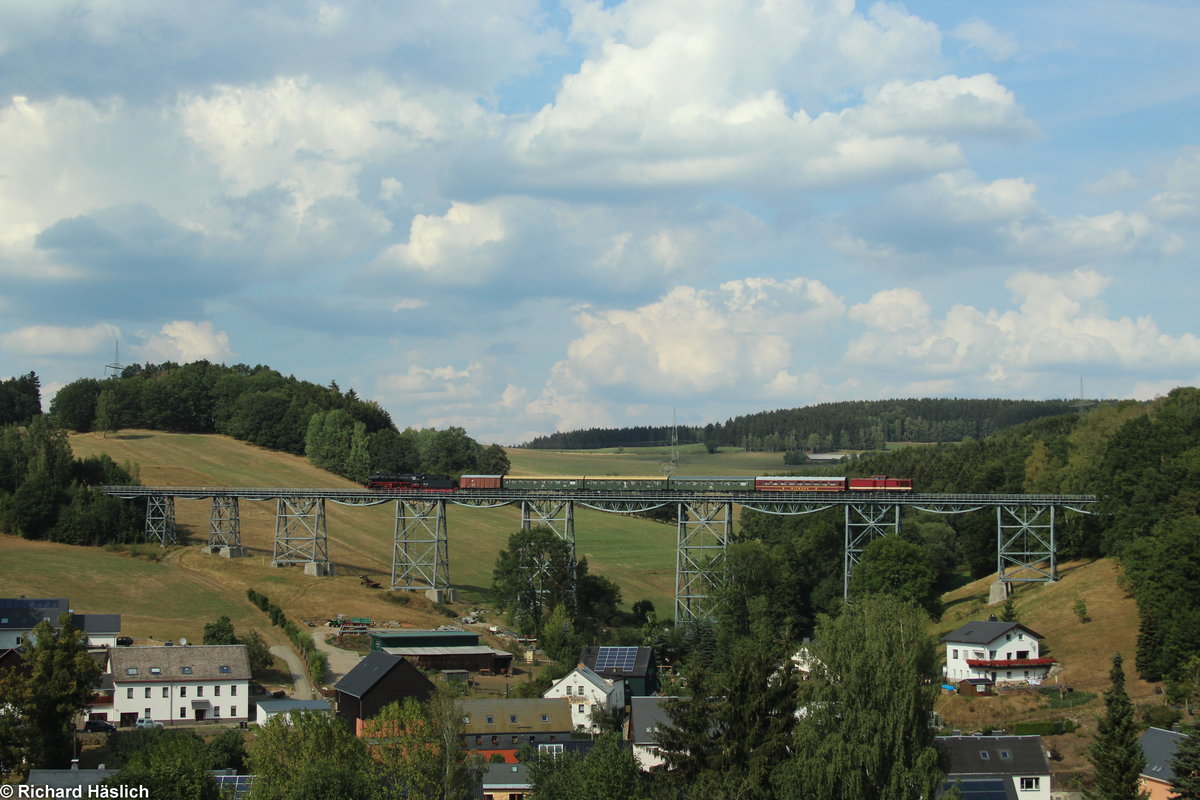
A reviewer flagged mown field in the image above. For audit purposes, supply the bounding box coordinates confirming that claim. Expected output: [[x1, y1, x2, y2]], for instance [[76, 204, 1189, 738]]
[[506, 443, 787, 476]]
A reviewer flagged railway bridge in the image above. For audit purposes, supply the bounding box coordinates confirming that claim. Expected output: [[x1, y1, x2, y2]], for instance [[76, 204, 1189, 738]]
[[97, 486, 1097, 622]]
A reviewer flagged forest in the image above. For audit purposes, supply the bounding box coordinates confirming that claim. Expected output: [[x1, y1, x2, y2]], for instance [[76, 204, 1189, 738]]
[[522, 397, 1081, 451]]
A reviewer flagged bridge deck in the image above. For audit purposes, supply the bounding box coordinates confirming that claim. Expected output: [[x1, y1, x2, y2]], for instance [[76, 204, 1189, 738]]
[[96, 486, 1097, 507]]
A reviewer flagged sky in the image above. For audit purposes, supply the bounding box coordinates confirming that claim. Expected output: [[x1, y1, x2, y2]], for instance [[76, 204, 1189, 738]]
[[2, 0, 1199, 444]]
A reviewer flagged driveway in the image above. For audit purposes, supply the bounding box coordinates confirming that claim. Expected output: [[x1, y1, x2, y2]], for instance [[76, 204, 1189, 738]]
[[269, 645, 315, 700], [310, 624, 366, 683]]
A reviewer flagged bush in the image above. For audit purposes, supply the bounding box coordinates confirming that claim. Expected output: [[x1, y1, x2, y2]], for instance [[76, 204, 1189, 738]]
[[1139, 704, 1183, 730], [306, 650, 328, 685], [1014, 720, 1064, 736]]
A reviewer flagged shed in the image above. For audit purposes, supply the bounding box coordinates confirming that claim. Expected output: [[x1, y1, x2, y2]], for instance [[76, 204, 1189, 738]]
[[334, 652, 434, 735]]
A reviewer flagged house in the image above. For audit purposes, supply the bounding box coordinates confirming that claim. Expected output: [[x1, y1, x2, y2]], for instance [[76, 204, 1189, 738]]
[[480, 762, 532, 800], [25, 768, 117, 792], [1139, 726, 1189, 800], [0, 598, 121, 649], [543, 664, 625, 732], [108, 644, 251, 726], [935, 735, 1051, 800], [333, 652, 435, 735], [580, 645, 658, 696], [255, 698, 331, 725], [459, 698, 576, 763], [628, 696, 678, 771], [370, 629, 514, 674], [941, 620, 1054, 684]]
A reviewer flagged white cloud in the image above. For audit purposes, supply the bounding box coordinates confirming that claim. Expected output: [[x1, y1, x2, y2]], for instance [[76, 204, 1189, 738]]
[[532, 277, 846, 416], [850, 74, 1036, 140], [381, 202, 508, 284], [136, 321, 233, 363], [377, 361, 483, 400], [845, 269, 1200, 381], [1083, 169, 1141, 195], [0, 322, 120, 356], [950, 19, 1019, 61], [1146, 147, 1200, 222]]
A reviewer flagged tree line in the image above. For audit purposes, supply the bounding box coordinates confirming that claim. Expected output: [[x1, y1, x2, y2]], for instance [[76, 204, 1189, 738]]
[[0, 372, 41, 427], [523, 397, 1081, 451], [49, 361, 509, 484]]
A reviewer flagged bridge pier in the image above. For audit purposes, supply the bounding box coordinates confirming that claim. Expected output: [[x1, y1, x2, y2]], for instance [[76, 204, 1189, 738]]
[[203, 496, 246, 557], [521, 499, 577, 612], [391, 499, 452, 602], [843, 503, 901, 601], [675, 501, 732, 623], [997, 504, 1056, 583], [145, 495, 177, 546], [272, 496, 332, 575]]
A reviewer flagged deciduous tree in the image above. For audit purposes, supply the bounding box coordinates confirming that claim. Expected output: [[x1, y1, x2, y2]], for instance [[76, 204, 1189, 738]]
[[775, 595, 942, 800], [247, 710, 375, 800]]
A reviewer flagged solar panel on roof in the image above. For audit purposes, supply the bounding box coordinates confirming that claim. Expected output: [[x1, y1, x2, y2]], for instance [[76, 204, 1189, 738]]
[[214, 775, 254, 799], [594, 646, 638, 672], [940, 779, 1009, 800]]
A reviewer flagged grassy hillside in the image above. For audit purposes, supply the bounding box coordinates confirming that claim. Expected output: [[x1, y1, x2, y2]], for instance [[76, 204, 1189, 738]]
[[932, 559, 1161, 779], [0, 432, 680, 642]]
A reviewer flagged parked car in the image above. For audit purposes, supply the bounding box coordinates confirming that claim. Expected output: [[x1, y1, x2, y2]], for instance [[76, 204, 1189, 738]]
[[134, 718, 163, 729], [82, 720, 116, 733], [116, 636, 133, 646]]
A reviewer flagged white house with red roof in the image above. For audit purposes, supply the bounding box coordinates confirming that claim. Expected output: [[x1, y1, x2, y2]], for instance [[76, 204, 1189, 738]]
[[941, 619, 1054, 685]]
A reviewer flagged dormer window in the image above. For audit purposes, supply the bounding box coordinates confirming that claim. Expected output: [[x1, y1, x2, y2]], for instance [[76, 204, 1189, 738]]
[[180, 666, 193, 675], [149, 667, 161, 675], [219, 665, 231, 674], [126, 668, 138, 675]]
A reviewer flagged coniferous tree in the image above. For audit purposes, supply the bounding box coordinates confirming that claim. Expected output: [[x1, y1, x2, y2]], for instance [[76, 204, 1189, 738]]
[[1087, 654, 1147, 800], [1170, 728, 1200, 800]]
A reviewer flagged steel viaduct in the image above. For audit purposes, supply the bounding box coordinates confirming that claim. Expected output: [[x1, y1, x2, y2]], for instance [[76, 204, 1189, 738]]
[[97, 486, 1096, 622]]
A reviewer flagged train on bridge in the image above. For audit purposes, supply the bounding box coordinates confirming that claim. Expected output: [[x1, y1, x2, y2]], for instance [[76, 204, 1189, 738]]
[[364, 473, 914, 493]]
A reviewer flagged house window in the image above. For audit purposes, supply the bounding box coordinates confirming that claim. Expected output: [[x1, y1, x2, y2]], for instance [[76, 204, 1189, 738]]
[[230, 706, 236, 717], [180, 707, 186, 718], [565, 686, 572, 695], [490, 736, 498, 745], [214, 707, 220, 717], [145, 688, 151, 698], [952, 649, 958, 659], [181, 687, 187, 698], [539, 744, 564, 755], [230, 685, 236, 696], [162, 687, 168, 698], [464, 716, 471, 724], [144, 708, 151, 718], [126, 668, 138, 675], [214, 686, 221, 697], [149, 667, 161, 676], [1020, 777, 1040, 791], [180, 666, 192, 675], [979, 751, 991, 760], [578, 686, 584, 694], [475, 737, 482, 746], [509, 715, 517, 723], [511, 736, 518, 744], [578, 704, 584, 714], [541, 714, 549, 722], [197, 686, 203, 697], [486, 716, 493, 724], [126, 688, 133, 699], [219, 665, 231, 674]]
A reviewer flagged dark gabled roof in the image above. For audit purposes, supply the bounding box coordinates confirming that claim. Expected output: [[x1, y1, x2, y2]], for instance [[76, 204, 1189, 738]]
[[580, 646, 654, 679], [334, 652, 423, 699], [936, 736, 1050, 777], [0, 598, 69, 630], [941, 621, 1042, 645], [629, 696, 678, 746], [1141, 727, 1188, 782], [481, 763, 531, 789]]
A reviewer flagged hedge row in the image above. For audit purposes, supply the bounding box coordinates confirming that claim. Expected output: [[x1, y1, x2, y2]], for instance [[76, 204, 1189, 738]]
[[246, 588, 327, 686]]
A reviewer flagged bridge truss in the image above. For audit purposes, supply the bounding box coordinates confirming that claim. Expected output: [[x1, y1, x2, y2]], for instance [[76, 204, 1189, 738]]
[[98, 486, 1096, 622]]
